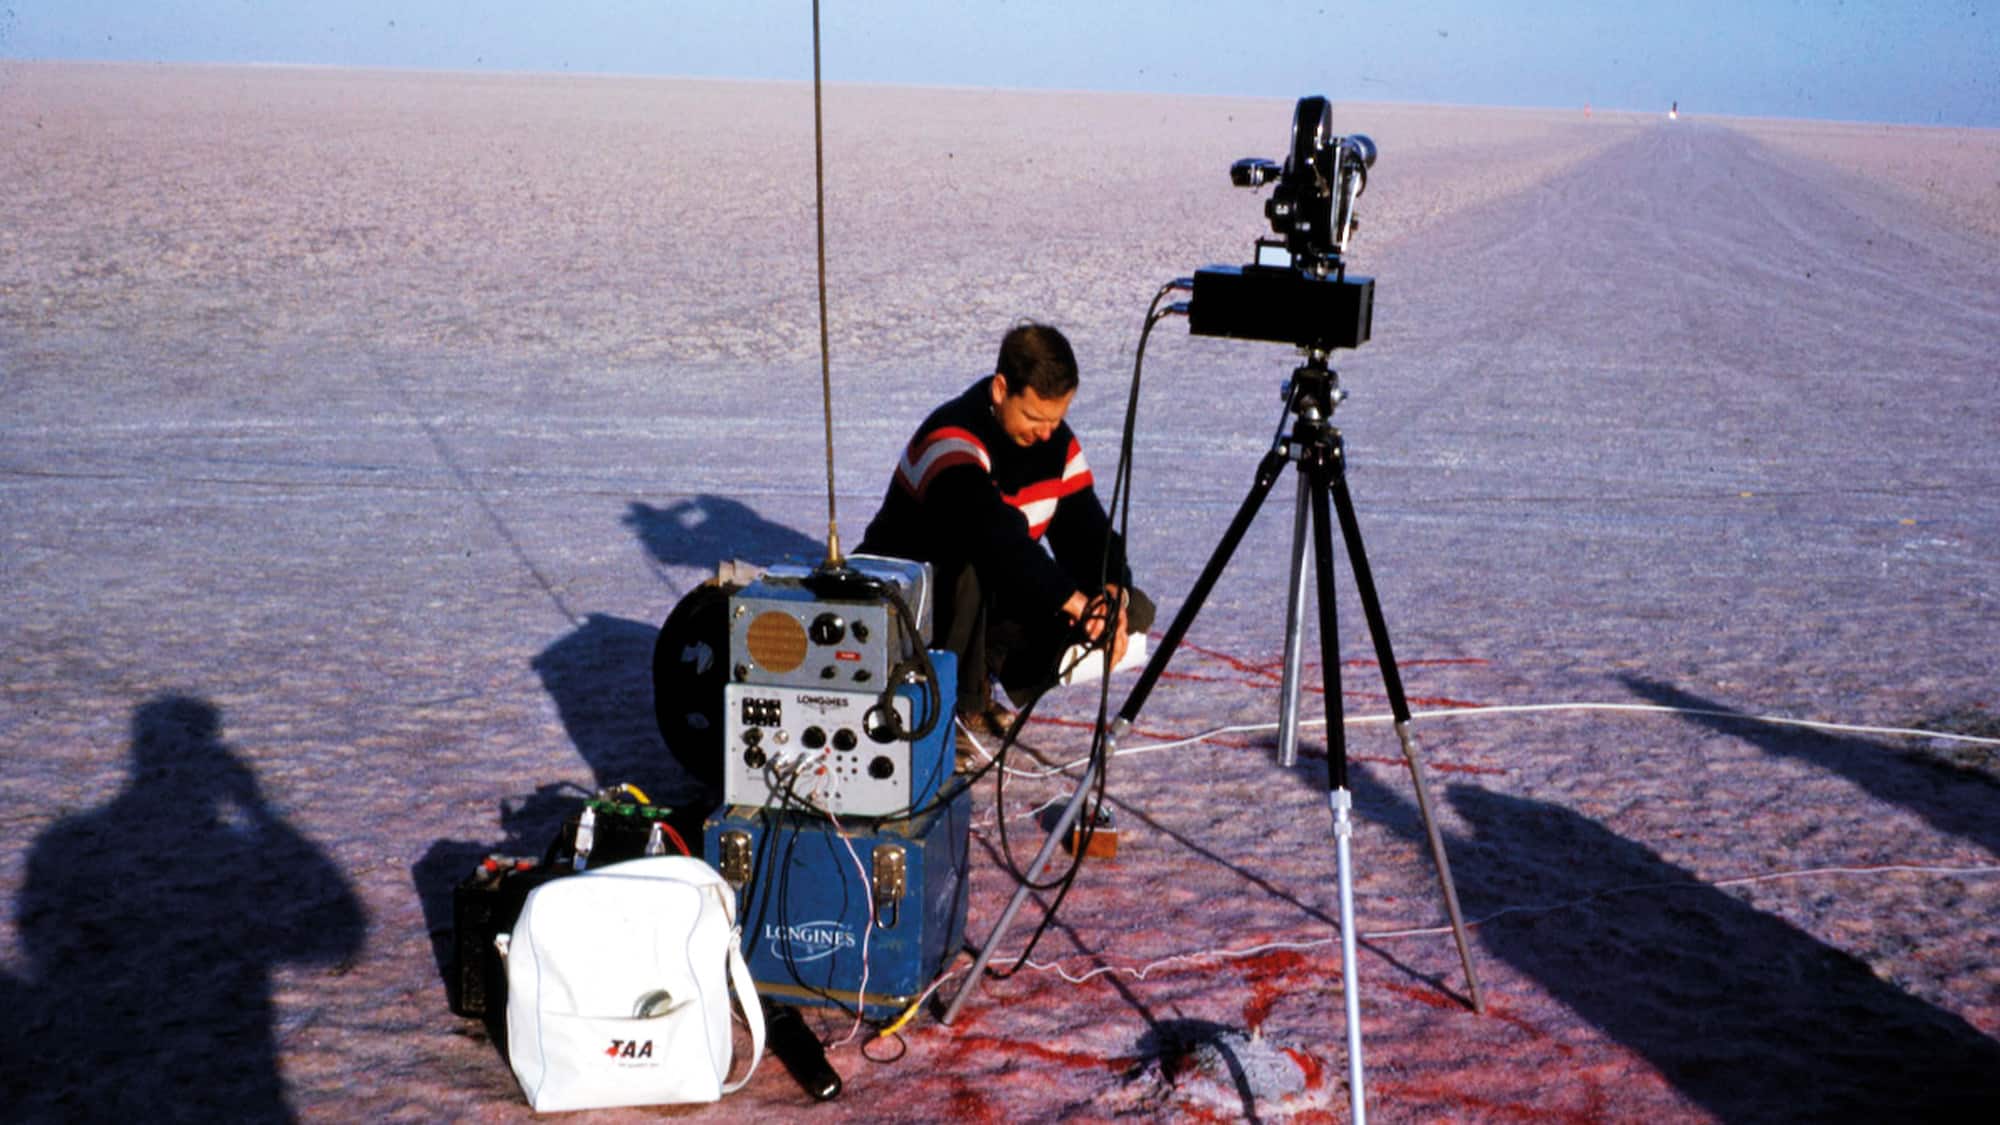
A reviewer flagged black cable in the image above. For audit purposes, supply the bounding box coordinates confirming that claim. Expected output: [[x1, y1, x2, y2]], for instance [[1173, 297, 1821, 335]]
[[983, 287, 1183, 977], [765, 793, 874, 1024], [875, 585, 940, 743]]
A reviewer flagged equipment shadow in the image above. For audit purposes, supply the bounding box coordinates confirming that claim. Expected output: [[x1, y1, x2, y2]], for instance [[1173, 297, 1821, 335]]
[[1, 696, 366, 1123], [1621, 674, 2000, 856], [413, 609, 717, 1023], [414, 497, 810, 1022], [1349, 763, 2000, 1120], [623, 494, 824, 574], [533, 612, 699, 803]]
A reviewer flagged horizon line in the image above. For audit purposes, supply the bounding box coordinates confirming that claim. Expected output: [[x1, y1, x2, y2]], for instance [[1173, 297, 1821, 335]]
[[5, 56, 1994, 132]]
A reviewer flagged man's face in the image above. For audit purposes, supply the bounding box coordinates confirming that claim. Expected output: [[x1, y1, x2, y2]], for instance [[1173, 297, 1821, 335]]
[[990, 374, 1074, 447]]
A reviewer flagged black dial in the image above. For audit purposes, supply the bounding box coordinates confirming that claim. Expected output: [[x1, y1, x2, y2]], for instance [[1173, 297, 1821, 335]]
[[864, 706, 898, 743], [809, 612, 847, 645]]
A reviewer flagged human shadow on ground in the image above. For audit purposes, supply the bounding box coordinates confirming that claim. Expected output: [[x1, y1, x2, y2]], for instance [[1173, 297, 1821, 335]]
[[1, 696, 366, 1124], [1622, 674, 2000, 857], [1348, 762, 2000, 1120], [623, 495, 825, 574]]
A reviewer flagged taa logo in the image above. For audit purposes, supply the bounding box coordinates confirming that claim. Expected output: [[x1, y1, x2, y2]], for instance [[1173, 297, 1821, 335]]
[[605, 1038, 655, 1060]]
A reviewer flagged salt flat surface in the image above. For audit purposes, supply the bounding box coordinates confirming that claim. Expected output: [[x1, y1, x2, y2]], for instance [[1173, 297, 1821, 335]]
[[3, 63, 1998, 1121]]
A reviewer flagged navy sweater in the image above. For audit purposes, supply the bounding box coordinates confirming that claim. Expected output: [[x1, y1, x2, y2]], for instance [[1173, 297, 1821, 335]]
[[858, 377, 1129, 618]]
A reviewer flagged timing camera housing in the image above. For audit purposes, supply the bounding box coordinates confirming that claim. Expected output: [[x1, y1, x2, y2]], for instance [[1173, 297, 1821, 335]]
[[1189, 95, 1376, 352], [1189, 263, 1373, 353]]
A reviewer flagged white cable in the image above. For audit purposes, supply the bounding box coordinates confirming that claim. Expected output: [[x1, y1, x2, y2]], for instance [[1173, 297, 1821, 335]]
[[953, 717, 1066, 779], [995, 719, 1280, 780], [817, 802, 875, 1047], [1006, 700, 2000, 778]]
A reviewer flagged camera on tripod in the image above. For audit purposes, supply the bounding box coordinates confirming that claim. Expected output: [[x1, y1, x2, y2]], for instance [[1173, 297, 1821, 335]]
[[1189, 95, 1376, 353]]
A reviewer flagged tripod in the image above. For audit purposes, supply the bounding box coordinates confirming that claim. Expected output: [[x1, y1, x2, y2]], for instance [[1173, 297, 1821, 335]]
[[941, 356, 1482, 1123]]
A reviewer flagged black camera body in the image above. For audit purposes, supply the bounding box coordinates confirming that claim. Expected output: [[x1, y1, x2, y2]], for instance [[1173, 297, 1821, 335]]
[[1189, 95, 1376, 353]]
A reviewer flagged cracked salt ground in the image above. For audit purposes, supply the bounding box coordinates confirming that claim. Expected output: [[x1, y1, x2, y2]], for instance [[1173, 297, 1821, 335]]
[[1100, 1023, 1335, 1118], [6, 63, 1999, 1122]]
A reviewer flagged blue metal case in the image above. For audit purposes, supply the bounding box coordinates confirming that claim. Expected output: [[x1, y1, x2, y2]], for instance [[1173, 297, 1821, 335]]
[[703, 784, 972, 1019]]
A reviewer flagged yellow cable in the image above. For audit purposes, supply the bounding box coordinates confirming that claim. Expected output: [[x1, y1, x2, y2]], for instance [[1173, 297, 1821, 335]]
[[877, 999, 922, 1039]]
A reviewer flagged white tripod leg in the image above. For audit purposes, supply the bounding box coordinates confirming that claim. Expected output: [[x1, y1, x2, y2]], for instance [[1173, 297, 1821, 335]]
[[1331, 786, 1367, 1124]]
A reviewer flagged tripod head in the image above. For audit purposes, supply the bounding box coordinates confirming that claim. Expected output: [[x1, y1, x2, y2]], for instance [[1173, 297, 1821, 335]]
[[1283, 355, 1349, 427], [1273, 353, 1354, 476]]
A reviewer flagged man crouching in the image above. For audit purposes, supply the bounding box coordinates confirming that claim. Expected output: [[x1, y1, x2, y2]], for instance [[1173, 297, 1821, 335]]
[[858, 322, 1153, 734]]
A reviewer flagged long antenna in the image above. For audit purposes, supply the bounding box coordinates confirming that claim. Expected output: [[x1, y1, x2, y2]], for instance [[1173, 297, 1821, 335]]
[[812, 0, 843, 568]]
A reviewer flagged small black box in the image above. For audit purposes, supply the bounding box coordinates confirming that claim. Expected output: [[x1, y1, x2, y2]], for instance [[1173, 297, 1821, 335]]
[[1189, 264, 1374, 352]]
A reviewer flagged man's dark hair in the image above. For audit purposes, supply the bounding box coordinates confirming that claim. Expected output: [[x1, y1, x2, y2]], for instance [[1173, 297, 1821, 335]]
[[995, 322, 1079, 399]]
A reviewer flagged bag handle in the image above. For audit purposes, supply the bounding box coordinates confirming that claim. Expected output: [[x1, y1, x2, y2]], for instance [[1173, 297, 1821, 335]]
[[721, 932, 766, 1093]]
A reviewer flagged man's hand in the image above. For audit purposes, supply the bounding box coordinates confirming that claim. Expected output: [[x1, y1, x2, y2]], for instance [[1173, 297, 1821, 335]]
[[1062, 585, 1131, 668]]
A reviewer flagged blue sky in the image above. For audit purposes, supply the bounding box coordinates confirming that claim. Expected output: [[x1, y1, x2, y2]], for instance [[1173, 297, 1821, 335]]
[[4, 2, 1995, 126]]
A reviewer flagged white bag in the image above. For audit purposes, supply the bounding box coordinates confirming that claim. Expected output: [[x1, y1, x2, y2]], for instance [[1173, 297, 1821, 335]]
[[502, 855, 765, 1112]]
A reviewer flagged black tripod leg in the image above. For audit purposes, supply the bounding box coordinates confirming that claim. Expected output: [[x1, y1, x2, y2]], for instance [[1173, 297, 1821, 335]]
[[1329, 462, 1485, 1013], [1327, 468, 1409, 724], [1306, 450, 1346, 788], [1117, 444, 1291, 729]]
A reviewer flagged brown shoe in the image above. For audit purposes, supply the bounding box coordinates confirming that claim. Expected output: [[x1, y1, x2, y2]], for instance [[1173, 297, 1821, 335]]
[[954, 718, 995, 772], [952, 698, 1017, 771], [967, 701, 1015, 738]]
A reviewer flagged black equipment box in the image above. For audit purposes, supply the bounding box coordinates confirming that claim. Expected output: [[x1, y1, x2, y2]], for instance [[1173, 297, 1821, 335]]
[[448, 854, 569, 1019], [1189, 263, 1374, 352], [705, 785, 972, 1019]]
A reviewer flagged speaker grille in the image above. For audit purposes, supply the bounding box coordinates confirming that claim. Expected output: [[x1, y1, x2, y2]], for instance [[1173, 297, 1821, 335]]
[[745, 610, 808, 673]]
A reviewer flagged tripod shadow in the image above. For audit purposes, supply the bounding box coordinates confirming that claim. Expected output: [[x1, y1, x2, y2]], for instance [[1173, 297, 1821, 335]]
[[1096, 792, 1339, 932], [1288, 753, 1483, 1007], [2, 696, 366, 1123], [957, 833, 1279, 1117], [1099, 764, 1473, 1000], [1621, 674, 2000, 856], [623, 495, 824, 573], [1350, 762, 2000, 1120]]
